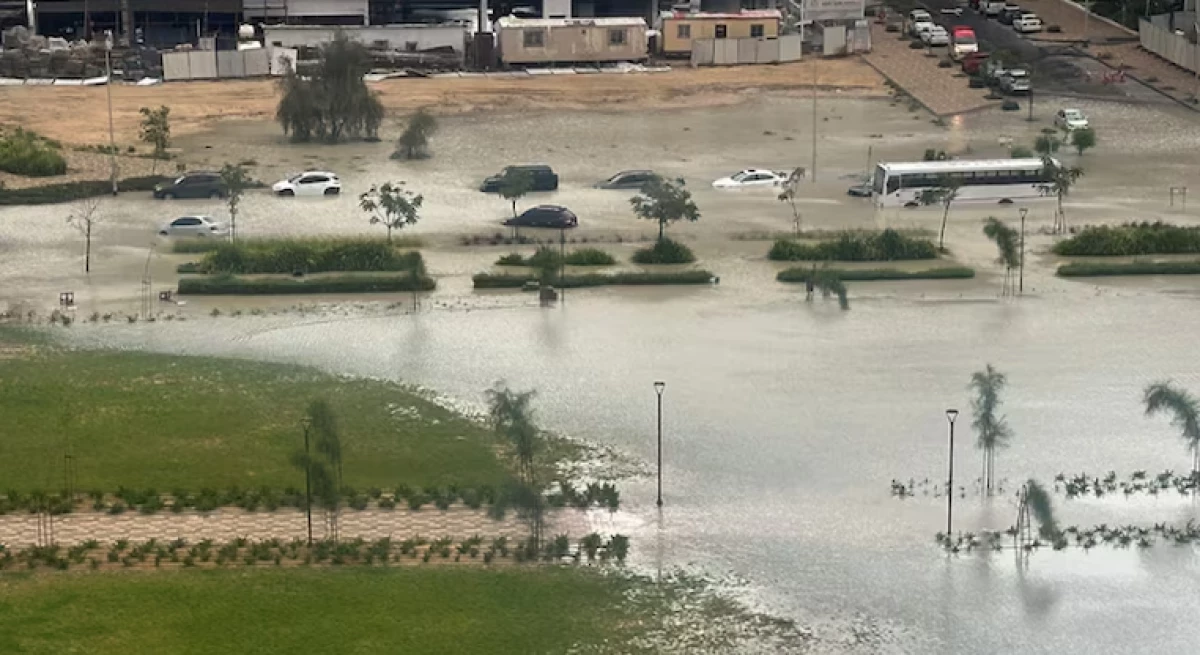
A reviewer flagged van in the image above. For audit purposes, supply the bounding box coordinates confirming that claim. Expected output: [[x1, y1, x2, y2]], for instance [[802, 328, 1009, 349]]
[[985, 0, 1006, 16], [949, 26, 977, 60], [479, 165, 560, 193]]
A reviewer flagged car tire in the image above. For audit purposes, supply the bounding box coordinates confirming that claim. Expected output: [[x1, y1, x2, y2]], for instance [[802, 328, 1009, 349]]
[[324, 188, 339, 196], [279, 189, 294, 197], [159, 230, 168, 236], [998, 198, 1014, 204], [162, 192, 175, 200], [904, 201, 919, 208], [209, 190, 223, 199]]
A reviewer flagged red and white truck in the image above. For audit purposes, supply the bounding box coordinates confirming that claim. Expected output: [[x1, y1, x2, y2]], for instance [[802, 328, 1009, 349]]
[[949, 26, 978, 61]]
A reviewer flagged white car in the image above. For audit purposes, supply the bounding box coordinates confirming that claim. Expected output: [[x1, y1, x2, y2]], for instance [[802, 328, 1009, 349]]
[[1055, 108, 1090, 130], [908, 10, 934, 36], [922, 26, 950, 46], [272, 171, 342, 196], [1013, 13, 1043, 32], [158, 215, 226, 238], [712, 169, 793, 189]]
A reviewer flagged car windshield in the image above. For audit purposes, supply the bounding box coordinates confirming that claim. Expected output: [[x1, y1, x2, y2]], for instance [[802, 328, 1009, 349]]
[[1064, 110, 1082, 118], [955, 34, 976, 44], [1009, 70, 1028, 78], [731, 171, 751, 182], [607, 173, 628, 183], [288, 174, 304, 182], [173, 176, 185, 185]]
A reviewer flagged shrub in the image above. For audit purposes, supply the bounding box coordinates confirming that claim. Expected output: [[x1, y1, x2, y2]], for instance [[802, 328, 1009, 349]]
[[1057, 261, 1200, 277], [496, 252, 526, 266], [0, 175, 171, 206], [1052, 222, 1200, 256], [564, 248, 616, 266], [768, 230, 938, 262], [496, 247, 617, 267], [777, 266, 975, 282], [473, 270, 714, 289], [192, 239, 426, 275], [0, 129, 67, 177], [178, 272, 435, 295], [631, 238, 695, 264]]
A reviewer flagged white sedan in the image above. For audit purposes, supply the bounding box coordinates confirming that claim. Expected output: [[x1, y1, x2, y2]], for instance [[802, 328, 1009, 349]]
[[158, 215, 226, 238], [272, 171, 342, 196], [1055, 108, 1090, 131], [712, 169, 793, 189]]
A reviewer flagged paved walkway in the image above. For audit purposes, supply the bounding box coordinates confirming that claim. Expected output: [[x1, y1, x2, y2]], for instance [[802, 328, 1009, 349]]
[[862, 22, 1000, 116], [0, 506, 596, 547]]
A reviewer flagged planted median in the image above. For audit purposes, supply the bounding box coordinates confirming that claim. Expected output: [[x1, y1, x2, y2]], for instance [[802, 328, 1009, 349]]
[[0, 175, 172, 205], [768, 229, 939, 262], [777, 266, 975, 282], [178, 272, 434, 295], [1056, 261, 1200, 277], [474, 270, 714, 289]]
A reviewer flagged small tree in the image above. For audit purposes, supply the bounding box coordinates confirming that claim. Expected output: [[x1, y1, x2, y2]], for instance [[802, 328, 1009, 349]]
[[1010, 145, 1034, 158], [1034, 134, 1061, 157], [219, 163, 251, 242], [275, 33, 383, 143], [1143, 381, 1200, 478], [777, 168, 805, 235], [808, 267, 849, 310], [486, 382, 544, 547], [292, 399, 343, 541], [982, 217, 1020, 296], [393, 108, 438, 160], [1070, 127, 1096, 156], [970, 364, 1011, 496], [1038, 157, 1083, 234], [359, 182, 423, 243], [630, 176, 700, 243], [66, 196, 104, 273], [918, 175, 961, 251], [499, 169, 534, 218], [138, 105, 171, 172]]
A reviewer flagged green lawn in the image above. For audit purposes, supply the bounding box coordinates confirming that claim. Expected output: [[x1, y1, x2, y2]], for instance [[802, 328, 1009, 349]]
[[0, 568, 657, 655], [0, 340, 509, 494]]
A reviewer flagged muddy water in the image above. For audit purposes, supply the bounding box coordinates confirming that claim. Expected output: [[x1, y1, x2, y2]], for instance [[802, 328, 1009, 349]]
[[8, 95, 1200, 652]]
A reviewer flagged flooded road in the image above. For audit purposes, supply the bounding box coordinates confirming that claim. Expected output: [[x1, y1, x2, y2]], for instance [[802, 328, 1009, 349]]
[[59, 286, 1200, 653]]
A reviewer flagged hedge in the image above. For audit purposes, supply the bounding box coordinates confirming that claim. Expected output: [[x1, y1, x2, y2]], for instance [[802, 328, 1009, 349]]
[[768, 229, 938, 262], [496, 247, 617, 268], [777, 266, 975, 282], [0, 128, 67, 177], [1052, 222, 1200, 256], [473, 270, 714, 289], [184, 239, 425, 275], [1056, 261, 1200, 277], [630, 238, 696, 264], [178, 272, 436, 295], [0, 175, 171, 206]]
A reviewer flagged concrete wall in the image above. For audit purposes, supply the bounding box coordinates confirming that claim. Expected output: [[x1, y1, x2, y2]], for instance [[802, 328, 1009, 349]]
[[1141, 16, 1200, 73], [498, 22, 647, 64], [690, 33, 800, 65], [244, 0, 368, 22], [662, 17, 779, 55], [262, 24, 467, 52], [162, 48, 272, 81]]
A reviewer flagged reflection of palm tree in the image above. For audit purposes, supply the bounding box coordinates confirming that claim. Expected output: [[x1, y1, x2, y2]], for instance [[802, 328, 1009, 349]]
[[970, 365, 1011, 496], [1143, 381, 1200, 478], [486, 383, 544, 546], [982, 218, 1020, 296]]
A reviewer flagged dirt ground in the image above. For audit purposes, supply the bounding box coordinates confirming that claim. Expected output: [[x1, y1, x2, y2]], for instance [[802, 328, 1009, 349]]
[[0, 59, 886, 148]]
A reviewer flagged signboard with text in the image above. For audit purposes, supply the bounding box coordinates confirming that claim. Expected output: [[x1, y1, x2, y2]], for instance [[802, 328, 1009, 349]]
[[801, 0, 866, 23]]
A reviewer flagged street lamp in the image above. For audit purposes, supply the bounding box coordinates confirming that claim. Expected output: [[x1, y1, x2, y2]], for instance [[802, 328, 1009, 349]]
[[104, 30, 117, 196], [300, 417, 314, 546], [945, 409, 959, 537], [1018, 207, 1028, 295], [654, 381, 665, 508]]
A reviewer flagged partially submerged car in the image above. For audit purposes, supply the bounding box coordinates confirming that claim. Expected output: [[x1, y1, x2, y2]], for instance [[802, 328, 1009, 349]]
[[595, 170, 658, 189], [503, 205, 578, 228], [1000, 69, 1031, 94], [1055, 108, 1090, 130], [272, 171, 341, 196], [712, 169, 793, 189], [158, 215, 226, 238], [153, 171, 226, 200], [480, 165, 559, 193]]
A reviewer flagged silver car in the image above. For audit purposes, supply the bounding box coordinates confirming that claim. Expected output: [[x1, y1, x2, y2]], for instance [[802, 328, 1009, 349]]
[[159, 215, 227, 238]]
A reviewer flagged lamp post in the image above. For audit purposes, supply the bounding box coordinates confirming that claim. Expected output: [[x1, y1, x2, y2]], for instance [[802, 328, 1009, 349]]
[[301, 417, 313, 546], [654, 381, 665, 508], [559, 226, 565, 305], [1018, 207, 1028, 294], [945, 409, 959, 537], [104, 31, 118, 196]]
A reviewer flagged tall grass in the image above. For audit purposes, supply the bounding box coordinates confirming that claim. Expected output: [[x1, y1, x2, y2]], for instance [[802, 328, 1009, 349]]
[[768, 229, 938, 262], [777, 266, 975, 282], [185, 239, 425, 275], [1053, 222, 1200, 256], [178, 272, 435, 295], [474, 270, 713, 289], [0, 128, 67, 177]]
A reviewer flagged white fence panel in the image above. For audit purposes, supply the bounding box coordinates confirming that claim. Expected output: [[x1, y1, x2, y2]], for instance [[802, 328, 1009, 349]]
[[216, 50, 245, 78], [1140, 18, 1200, 73], [187, 51, 218, 79], [244, 49, 271, 77], [161, 51, 191, 81], [690, 39, 715, 66]]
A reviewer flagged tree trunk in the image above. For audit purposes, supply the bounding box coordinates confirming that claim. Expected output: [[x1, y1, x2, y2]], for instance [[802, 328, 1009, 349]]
[[386, 226, 392, 243], [658, 220, 665, 242], [85, 222, 92, 273], [511, 199, 517, 217], [939, 203, 951, 250]]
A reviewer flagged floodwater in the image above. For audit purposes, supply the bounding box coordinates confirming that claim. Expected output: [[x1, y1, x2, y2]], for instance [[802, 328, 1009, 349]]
[[7, 93, 1200, 652]]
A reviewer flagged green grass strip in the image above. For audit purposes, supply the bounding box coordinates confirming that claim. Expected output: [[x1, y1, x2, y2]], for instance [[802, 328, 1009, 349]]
[[178, 272, 436, 295], [1056, 261, 1200, 277], [777, 266, 975, 282]]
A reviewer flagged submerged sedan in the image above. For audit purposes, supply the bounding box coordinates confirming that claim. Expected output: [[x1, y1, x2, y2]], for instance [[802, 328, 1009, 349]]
[[712, 169, 794, 189]]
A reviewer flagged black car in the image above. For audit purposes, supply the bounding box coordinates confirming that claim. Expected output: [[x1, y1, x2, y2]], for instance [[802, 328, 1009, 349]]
[[153, 171, 227, 200], [503, 205, 578, 229], [847, 182, 873, 197], [999, 4, 1022, 23], [594, 170, 657, 189], [480, 165, 559, 193]]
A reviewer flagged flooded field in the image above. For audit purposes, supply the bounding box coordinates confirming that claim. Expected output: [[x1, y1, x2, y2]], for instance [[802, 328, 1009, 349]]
[[6, 90, 1200, 652]]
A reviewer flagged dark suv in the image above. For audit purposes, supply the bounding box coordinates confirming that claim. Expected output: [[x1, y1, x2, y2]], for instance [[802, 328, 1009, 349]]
[[480, 165, 559, 193], [503, 205, 578, 228], [153, 171, 227, 200]]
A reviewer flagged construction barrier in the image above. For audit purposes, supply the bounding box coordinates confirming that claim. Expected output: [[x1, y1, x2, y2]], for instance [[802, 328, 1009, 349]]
[[690, 34, 803, 66], [162, 48, 276, 82], [1139, 15, 1200, 74]]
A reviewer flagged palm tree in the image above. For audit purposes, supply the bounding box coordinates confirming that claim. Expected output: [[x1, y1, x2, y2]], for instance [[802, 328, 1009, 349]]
[[485, 382, 544, 545], [918, 175, 962, 251], [1038, 157, 1083, 234], [1143, 381, 1200, 479], [970, 364, 1012, 496], [1023, 479, 1059, 541], [982, 217, 1020, 296]]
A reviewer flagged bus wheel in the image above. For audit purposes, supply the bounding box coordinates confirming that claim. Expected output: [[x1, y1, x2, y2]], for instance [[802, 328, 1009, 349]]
[[904, 201, 919, 208], [998, 198, 1013, 204]]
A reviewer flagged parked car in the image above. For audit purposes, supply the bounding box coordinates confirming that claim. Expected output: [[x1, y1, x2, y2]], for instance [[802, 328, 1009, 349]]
[[847, 182, 873, 197], [158, 215, 226, 238], [908, 10, 934, 36], [503, 205, 578, 228], [960, 51, 990, 74], [153, 171, 226, 200], [711, 169, 793, 189], [983, 59, 1010, 83], [984, 0, 1005, 16], [1013, 13, 1043, 32], [1055, 108, 1090, 130], [480, 165, 559, 193], [595, 170, 658, 189], [922, 25, 950, 46], [999, 4, 1023, 24], [1000, 69, 1031, 94], [272, 171, 341, 196]]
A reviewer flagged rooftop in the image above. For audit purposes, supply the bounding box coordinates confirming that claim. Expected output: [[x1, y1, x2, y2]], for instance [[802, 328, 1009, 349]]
[[665, 9, 783, 19], [496, 16, 647, 28]]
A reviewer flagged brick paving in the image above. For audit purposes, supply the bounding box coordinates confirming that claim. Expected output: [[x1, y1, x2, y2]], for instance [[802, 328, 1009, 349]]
[[0, 506, 596, 547], [862, 22, 1000, 116]]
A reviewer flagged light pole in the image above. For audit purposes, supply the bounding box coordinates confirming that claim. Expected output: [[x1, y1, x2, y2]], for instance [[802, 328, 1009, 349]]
[[559, 226, 566, 305], [945, 409, 959, 537], [654, 381, 665, 508], [104, 31, 118, 196], [301, 417, 314, 546], [1018, 207, 1028, 294]]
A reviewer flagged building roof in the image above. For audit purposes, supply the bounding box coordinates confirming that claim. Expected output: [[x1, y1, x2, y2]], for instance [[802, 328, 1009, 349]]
[[496, 16, 647, 28], [664, 9, 782, 20]]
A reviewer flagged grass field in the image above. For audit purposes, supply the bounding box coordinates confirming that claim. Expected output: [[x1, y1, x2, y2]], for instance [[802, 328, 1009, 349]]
[[0, 336, 509, 493], [0, 568, 665, 654]]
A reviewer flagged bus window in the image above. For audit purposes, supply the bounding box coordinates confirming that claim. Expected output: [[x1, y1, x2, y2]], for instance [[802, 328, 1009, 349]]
[[886, 175, 901, 194], [873, 167, 886, 195]]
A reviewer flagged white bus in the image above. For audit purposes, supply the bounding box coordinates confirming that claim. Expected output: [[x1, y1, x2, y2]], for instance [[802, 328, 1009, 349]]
[[871, 158, 1058, 207]]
